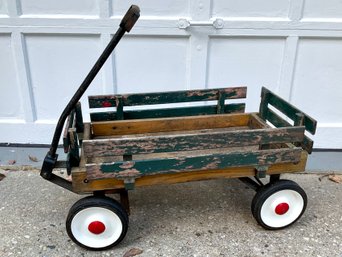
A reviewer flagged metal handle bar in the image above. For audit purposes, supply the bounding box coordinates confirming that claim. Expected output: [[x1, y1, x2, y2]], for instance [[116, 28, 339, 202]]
[[41, 5, 140, 179]]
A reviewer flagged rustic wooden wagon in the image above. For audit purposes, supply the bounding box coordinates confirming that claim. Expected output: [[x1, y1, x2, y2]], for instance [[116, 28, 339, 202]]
[[40, 5, 317, 251]]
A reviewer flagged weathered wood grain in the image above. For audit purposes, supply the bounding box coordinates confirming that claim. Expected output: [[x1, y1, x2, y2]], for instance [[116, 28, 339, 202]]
[[266, 109, 314, 153], [85, 148, 302, 180], [89, 103, 245, 122], [83, 126, 304, 157], [71, 151, 308, 193], [63, 110, 74, 153], [248, 112, 268, 129], [261, 87, 317, 135], [75, 102, 84, 133], [91, 113, 250, 136], [88, 87, 247, 108]]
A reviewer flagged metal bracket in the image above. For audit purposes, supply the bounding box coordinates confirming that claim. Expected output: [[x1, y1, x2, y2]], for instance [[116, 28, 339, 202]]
[[178, 18, 224, 29], [255, 165, 268, 179], [124, 178, 135, 190], [40, 153, 58, 180]]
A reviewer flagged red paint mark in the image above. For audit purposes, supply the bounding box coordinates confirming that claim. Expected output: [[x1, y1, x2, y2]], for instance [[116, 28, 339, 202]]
[[88, 221, 106, 234], [275, 203, 289, 215], [102, 101, 112, 107]]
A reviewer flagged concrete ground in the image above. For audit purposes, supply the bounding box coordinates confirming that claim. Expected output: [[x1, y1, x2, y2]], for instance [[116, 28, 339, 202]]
[[0, 169, 341, 257]]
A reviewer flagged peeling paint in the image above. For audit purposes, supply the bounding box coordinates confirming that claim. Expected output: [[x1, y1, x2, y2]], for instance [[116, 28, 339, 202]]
[[119, 161, 135, 169]]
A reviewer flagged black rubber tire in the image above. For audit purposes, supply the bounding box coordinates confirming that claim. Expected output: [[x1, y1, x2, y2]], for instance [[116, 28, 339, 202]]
[[251, 179, 307, 230], [66, 196, 128, 251]]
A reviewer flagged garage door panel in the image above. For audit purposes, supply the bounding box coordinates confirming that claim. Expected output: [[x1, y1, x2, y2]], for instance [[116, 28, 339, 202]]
[[115, 36, 189, 94], [292, 38, 342, 123], [24, 34, 103, 120], [211, 0, 290, 19], [303, 0, 342, 19], [112, 0, 190, 17], [0, 0, 7, 15], [207, 37, 285, 111], [20, 0, 99, 16], [0, 34, 24, 119]]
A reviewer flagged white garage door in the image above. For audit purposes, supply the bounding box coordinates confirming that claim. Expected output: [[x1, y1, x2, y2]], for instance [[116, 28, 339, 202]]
[[0, 0, 341, 148]]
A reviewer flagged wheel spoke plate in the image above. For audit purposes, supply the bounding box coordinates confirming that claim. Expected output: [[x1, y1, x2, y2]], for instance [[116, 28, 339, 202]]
[[260, 190, 304, 228], [71, 207, 123, 249]]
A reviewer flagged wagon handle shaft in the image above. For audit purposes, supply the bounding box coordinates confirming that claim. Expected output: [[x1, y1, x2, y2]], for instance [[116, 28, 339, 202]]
[[41, 5, 140, 180]]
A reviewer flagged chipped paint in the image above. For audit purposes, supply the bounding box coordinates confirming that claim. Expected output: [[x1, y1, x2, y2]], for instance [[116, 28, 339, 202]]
[[86, 148, 302, 181], [83, 126, 305, 158]]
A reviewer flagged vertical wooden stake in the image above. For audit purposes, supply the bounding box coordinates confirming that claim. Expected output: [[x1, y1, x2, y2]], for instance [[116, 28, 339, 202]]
[[259, 87, 270, 121], [217, 90, 226, 114], [116, 95, 124, 120]]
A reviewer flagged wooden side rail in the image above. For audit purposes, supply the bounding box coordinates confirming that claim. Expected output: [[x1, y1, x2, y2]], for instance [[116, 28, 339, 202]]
[[85, 147, 303, 181], [91, 113, 250, 137], [71, 151, 308, 193], [88, 86, 247, 121], [83, 126, 305, 158], [259, 87, 317, 153]]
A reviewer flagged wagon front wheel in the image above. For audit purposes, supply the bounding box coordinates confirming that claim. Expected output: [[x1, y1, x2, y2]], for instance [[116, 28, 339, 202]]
[[251, 179, 307, 230], [66, 196, 128, 250]]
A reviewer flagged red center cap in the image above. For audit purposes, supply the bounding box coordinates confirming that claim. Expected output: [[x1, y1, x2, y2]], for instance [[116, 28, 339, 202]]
[[88, 221, 106, 234], [275, 202, 290, 215]]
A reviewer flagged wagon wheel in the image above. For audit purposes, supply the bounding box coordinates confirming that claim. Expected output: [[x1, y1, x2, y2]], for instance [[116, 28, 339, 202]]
[[66, 196, 128, 250], [251, 180, 307, 230]]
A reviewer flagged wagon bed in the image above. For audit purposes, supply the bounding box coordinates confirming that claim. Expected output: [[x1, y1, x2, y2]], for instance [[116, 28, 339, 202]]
[[44, 85, 317, 250], [60, 86, 315, 194]]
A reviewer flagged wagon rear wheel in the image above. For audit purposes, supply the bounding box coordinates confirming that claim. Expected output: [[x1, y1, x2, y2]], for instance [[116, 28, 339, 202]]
[[251, 179, 307, 230], [66, 196, 128, 250]]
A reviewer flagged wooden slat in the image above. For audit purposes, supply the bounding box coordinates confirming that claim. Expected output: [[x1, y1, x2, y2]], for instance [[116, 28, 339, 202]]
[[75, 102, 84, 133], [259, 88, 271, 121], [86, 148, 302, 180], [83, 123, 91, 140], [71, 151, 308, 193], [115, 96, 124, 120], [217, 90, 226, 114], [88, 87, 247, 108], [83, 126, 304, 157], [90, 103, 245, 122], [91, 113, 250, 137], [267, 109, 314, 153], [63, 115, 72, 153], [248, 112, 268, 129], [261, 87, 317, 135], [62, 110, 75, 153]]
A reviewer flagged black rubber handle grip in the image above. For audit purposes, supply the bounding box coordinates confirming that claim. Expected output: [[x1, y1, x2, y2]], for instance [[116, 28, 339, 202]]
[[120, 5, 140, 32]]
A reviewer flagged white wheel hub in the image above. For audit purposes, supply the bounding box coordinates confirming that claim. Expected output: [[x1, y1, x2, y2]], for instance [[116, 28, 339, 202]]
[[260, 189, 304, 228], [71, 207, 123, 249]]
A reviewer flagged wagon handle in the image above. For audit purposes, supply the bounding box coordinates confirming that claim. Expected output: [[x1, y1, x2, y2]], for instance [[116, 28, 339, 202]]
[[41, 5, 140, 180], [120, 5, 140, 32]]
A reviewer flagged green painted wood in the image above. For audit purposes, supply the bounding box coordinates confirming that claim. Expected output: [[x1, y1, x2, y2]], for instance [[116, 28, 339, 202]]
[[123, 87, 247, 106], [259, 88, 270, 120], [89, 103, 245, 121], [89, 95, 116, 108], [67, 143, 80, 175], [86, 148, 302, 179], [262, 87, 317, 135], [88, 87, 247, 108], [75, 102, 84, 133], [217, 90, 226, 114], [115, 96, 124, 120], [83, 126, 305, 157], [266, 109, 314, 153]]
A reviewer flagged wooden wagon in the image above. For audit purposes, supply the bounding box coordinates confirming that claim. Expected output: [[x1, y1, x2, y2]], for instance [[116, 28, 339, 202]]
[[40, 5, 317, 251]]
